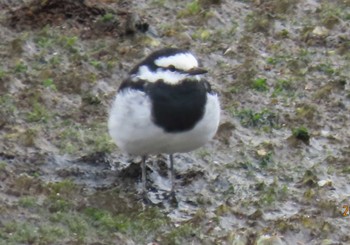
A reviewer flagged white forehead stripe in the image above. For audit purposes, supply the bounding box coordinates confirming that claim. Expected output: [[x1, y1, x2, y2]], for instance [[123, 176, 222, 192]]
[[154, 53, 198, 70]]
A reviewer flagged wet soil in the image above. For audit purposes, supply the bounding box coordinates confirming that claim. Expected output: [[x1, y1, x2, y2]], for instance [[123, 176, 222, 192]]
[[1, 0, 350, 244]]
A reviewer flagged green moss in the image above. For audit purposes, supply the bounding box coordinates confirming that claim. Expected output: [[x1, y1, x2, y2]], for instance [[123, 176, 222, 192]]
[[252, 77, 269, 91], [292, 126, 310, 144]]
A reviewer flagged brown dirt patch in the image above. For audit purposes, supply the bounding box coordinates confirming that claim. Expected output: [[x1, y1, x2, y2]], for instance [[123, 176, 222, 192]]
[[5, 0, 149, 38]]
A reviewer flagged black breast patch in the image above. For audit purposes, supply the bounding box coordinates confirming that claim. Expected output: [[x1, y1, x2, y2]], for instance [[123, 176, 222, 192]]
[[147, 80, 210, 133], [118, 78, 212, 133]]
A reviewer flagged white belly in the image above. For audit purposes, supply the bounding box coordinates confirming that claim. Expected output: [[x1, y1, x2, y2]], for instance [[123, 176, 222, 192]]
[[108, 89, 220, 155]]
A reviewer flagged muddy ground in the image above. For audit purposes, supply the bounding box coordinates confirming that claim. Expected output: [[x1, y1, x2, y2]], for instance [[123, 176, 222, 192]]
[[0, 0, 350, 244]]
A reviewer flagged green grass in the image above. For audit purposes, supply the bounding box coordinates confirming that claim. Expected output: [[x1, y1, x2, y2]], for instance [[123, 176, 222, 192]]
[[258, 151, 274, 168], [178, 0, 202, 17], [192, 28, 211, 41], [18, 196, 37, 208], [256, 179, 288, 206], [162, 223, 198, 245], [42, 78, 57, 91], [235, 108, 280, 129], [185, 0, 201, 15], [83, 207, 170, 243], [27, 100, 50, 123], [295, 104, 316, 122], [0, 180, 171, 244], [14, 61, 27, 73], [0, 69, 6, 79], [252, 77, 269, 91], [0, 161, 7, 171], [54, 122, 115, 154], [0, 95, 17, 120], [1, 0, 349, 243], [245, 12, 271, 33], [272, 79, 294, 97], [46, 180, 78, 197], [100, 13, 114, 22]]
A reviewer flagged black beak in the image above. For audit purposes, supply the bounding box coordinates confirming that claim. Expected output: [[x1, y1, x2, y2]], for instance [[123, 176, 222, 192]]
[[187, 67, 208, 75]]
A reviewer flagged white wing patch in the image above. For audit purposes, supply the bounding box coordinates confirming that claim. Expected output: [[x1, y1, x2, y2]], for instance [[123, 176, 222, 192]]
[[154, 53, 199, 71]]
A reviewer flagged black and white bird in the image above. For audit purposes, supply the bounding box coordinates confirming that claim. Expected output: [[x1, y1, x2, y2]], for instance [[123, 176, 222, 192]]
[[108, 48, 220, 198]]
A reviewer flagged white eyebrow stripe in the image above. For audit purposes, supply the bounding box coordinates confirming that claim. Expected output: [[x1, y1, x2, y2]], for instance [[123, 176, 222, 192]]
[[154, 53, 198, 71]]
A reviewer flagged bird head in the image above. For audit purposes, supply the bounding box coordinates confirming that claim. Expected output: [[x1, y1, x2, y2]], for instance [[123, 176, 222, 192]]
[[130, 48, 207, 84]]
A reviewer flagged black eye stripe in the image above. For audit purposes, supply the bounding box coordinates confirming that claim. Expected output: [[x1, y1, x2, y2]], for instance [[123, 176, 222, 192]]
[[163, 65, 192, 74]]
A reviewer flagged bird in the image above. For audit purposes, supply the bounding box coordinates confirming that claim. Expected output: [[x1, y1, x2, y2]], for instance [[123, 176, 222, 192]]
[[108, 48, 220, 199]]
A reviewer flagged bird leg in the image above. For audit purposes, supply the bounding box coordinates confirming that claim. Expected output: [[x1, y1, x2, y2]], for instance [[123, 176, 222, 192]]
[[141, 155, 147, 195], [169, 154, 175, 195]]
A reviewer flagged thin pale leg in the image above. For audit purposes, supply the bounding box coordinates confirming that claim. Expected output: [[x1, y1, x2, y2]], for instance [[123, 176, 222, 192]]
[[169, 154, 175, 194], [142, 155, 147, 194]]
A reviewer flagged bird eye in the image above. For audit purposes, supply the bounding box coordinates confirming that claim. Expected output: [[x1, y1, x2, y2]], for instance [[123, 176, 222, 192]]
[[168, 65, 176, 71]]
